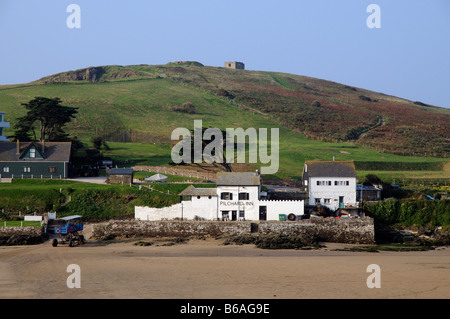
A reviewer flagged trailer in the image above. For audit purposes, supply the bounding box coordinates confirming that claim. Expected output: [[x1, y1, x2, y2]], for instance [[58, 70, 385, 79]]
[[47, 215, 85, 247]]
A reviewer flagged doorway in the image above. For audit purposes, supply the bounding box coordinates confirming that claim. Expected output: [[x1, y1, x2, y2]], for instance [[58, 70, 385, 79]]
[[339, 196, 344, 208], [259, 206, 267, 221]]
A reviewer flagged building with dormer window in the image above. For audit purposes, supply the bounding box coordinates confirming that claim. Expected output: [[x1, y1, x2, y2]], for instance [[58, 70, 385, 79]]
[[0, 141, 72, 179]]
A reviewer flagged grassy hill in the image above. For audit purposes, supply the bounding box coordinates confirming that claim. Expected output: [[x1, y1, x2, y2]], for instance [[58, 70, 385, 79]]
[[0, 62, 448, 182]]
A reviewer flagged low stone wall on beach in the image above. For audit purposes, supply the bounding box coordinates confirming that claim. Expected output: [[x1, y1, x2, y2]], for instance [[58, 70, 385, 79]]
[[0, 226, 47, 245], [92, 217, 375, 244], [259, 217, 375, 244], [93, 220, 251, 239], [0, 218, 376, 245]]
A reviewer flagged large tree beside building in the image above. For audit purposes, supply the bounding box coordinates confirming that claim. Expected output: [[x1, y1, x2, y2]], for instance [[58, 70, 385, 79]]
[[12, 97, 78, 142]]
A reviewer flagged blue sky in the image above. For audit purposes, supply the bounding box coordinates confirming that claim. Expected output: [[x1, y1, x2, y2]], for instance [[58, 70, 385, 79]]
[[1, 0, 449, 108]]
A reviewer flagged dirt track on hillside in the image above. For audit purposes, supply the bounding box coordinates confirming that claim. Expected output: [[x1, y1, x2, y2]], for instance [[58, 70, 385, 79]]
[[0, 238, 449, 299]]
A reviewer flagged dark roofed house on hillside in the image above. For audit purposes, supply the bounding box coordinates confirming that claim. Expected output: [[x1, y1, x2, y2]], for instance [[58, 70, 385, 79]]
[[0, 141, 72, 179]]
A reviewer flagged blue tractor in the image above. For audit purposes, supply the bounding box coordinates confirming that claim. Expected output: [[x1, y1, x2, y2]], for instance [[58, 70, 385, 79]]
[[47, 215, 85, 247]]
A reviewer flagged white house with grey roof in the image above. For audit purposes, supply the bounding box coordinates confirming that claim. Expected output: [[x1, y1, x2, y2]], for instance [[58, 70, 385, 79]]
[[135, 171, 304, 221], [302, 160, 358, 211]]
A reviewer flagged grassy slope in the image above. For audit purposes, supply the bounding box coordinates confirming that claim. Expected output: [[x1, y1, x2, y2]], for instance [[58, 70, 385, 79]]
[[0, 63, 448, 182], [0, 179, 179, 218]]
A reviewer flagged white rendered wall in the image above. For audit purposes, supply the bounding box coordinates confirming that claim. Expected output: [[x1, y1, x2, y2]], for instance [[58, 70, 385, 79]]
[[135, 198, 304, 221], [309, 177, 357, 210], [217, 185, 259, 220], [24, 215, 43, 222], [259, 200, 304, 220], [135, 196, 218, 221]]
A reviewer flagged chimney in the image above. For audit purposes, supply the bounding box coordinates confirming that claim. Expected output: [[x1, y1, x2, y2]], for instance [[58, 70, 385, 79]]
[[16, 140, 20, 155]]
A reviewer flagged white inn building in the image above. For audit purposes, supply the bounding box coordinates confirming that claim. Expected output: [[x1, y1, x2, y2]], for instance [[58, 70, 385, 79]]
[[135, 171, 304, 221]]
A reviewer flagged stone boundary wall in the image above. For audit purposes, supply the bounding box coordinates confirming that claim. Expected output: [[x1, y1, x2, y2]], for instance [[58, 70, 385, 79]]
[[259, 217, 375, 244], [93, 220, 251, 239], [0, 226, 46, 245], [93, 217, 375, 244]]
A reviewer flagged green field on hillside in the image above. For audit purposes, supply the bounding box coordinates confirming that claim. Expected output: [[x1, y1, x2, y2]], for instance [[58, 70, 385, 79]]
[[98, 134, 449, 183], [0, 64, 448, 185]]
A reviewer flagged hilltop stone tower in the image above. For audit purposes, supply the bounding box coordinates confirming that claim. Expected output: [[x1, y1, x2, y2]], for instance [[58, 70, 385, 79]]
[[224, 62, 245, 70]]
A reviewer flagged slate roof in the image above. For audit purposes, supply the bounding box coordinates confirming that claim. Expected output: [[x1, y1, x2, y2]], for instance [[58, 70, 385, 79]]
[[179, 185, 217, 196], [357, 185, 381, 191], [216, 172, 261, 186], [0, 141, 72, 162], [109, 168, 134, 175], [303, 160, 356, 179]]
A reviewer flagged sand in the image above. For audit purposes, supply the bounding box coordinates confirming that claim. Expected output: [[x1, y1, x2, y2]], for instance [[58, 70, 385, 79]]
[[0, 238, 449, 299]]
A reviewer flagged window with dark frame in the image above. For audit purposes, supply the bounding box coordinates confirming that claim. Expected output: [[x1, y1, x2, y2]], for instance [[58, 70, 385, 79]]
[[221, 192, 233, 200], [238, 192, 249, 200]]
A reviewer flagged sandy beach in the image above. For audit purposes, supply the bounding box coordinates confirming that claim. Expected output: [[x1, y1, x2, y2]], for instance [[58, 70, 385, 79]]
[[0, 237, 449, 300]]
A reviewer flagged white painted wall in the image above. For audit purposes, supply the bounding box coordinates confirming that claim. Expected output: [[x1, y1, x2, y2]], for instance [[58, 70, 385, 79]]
[[135, 195, 219, 221], [217, 185, 260, 220], [135, 196, 304, 222], [259, 200, 304, 220], [190, 195, 218, 220], [309, 177, 357, 211], [136, 183, 304, 221], [24, 215, 43, 222]]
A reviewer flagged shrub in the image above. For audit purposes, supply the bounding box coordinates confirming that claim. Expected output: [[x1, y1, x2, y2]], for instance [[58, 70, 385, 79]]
[[359, 95, 373, 102], [172, 102, 196, 114], [311, 100, 321, 107], [216, 89, 234, 99], [367, 198, 450, 227], [363, 174, 382, 186], [90, 136, 110, 150]]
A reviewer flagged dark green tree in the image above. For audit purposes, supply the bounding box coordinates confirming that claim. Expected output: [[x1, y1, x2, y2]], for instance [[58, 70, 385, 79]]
[[12, 97, 78, 142], [91, 136, 110, 150]]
